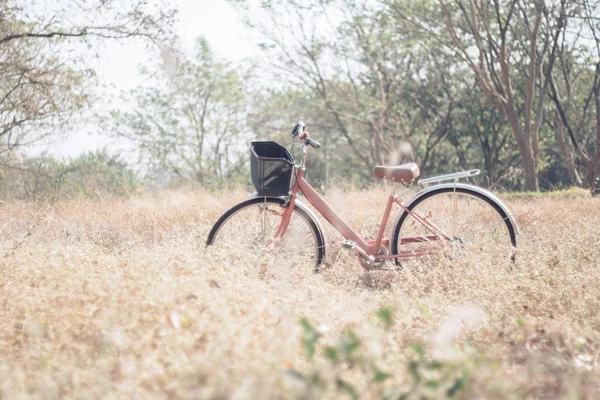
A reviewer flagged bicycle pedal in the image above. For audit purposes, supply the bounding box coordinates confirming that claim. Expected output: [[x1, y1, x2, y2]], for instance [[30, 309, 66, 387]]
[[341, 240, 355, 250]]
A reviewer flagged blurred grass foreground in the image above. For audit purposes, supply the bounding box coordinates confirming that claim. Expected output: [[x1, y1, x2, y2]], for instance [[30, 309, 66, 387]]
[[0, 188, 599, 398]]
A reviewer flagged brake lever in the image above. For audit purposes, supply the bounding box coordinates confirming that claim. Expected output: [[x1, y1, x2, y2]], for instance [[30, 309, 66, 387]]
[[291, 120, 305, 138]]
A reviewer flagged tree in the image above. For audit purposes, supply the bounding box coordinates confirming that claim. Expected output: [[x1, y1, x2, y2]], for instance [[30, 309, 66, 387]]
[[0, 0, 175, 153], [107, 38, 250, 186], [448, 84, 520, 187], [232, 0, 458, 182], [389, 0, 569, 191], [232, 0, 600, 191], [545, 0, 600, 190]]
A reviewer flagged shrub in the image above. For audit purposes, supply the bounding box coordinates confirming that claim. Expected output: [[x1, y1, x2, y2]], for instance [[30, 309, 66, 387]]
[[288, 308, 492, 399], [0, 150, 139, 201]]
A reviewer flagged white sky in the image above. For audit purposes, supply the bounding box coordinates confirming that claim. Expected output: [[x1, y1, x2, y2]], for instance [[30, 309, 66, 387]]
[[34, 0, 256, 158]]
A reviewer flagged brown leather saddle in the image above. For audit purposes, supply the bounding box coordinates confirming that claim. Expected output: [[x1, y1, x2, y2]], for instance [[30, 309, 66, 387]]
[[373, 163, 420, 183]]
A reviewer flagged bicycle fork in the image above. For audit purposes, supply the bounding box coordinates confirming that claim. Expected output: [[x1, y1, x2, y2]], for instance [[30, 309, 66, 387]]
[[272, 194, 297, 241]]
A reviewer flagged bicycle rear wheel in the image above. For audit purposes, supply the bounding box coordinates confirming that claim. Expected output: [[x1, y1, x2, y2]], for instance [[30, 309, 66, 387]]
[[206, 197, 325, 281], [391, 187, 516, 269]]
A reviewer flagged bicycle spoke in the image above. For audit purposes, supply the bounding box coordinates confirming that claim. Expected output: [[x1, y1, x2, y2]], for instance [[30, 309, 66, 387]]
[[208, 200, 322, 284], [452, 185, 457, 239], [395, 190, 515, 270]]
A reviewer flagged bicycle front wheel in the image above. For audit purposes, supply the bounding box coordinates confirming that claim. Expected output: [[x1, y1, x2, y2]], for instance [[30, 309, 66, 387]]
[[206, 197, 325, 281], [391, 187, 516, 269]]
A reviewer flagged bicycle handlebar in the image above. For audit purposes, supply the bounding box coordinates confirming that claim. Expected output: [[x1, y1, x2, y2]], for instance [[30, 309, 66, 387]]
[[291, 120, 321, 149], [306, 137, 321, 149]]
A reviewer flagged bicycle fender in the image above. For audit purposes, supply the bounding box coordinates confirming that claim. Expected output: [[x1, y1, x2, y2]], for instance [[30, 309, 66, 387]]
[[391, 183, 520, 235], [247, 194, 327, 247]]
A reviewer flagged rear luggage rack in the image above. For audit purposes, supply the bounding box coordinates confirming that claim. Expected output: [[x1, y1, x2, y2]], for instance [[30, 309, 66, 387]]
[[418, 169, 481, 185]]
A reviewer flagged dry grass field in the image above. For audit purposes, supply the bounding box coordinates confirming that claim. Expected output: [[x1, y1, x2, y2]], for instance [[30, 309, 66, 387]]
[[1, 187, 599, 399]]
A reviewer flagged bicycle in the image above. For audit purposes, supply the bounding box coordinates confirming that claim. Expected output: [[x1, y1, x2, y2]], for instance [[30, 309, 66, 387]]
[[206, 121, 518, 276]]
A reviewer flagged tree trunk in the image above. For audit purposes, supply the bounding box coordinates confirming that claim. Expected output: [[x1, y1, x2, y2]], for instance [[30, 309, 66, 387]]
[[587, 78, 600, 189], [585, 146, 600, 190], [522, 150, 539, 191], [504, 103, 539, 190], [555, 117, 583, 186]]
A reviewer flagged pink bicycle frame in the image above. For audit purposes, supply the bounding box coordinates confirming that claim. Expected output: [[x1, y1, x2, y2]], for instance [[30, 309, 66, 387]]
[[274, 164, 452, 269]]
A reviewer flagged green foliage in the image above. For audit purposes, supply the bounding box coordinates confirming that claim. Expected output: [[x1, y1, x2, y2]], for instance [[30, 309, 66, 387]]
[[336, 378, 359, 400], [406, 344, 473, 399], [0, 0, 175, 153], [372, 368, 392, 383], [107, 37, 250, 187], [0, 150, 139, 201], [499, 187, 592, 200], [339, 329, 362, 361], [375, 306, 394, 330], [291, 309, 487, 399], [64, 150, 140, 197], [233, 0, 600, 192], [6, 0, 600, 192], [299, 317, 322, 360]]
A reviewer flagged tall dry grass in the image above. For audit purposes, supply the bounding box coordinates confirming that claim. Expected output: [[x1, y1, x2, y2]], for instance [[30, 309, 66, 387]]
[[0, 188, 599, 398]]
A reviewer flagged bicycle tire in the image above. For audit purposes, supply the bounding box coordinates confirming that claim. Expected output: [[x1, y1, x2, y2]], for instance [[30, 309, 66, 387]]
[[206, 197, 326, 273], [391, 187, 517, 267]]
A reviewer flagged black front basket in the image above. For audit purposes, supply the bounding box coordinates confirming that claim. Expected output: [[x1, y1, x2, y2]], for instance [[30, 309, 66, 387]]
[[250, 141, 295, 197]]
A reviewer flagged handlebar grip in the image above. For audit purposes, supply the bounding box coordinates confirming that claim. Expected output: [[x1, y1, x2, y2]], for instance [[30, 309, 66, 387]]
[[306, 137, 321, 149]]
